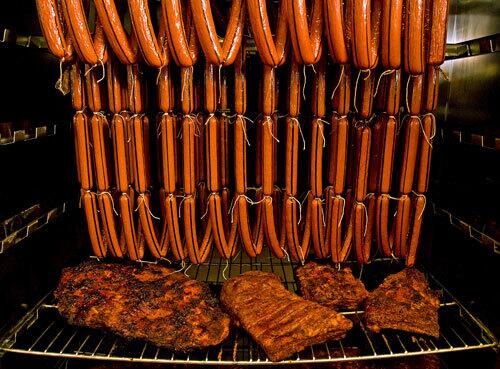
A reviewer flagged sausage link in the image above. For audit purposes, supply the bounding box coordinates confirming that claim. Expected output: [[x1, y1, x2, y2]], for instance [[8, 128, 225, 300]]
[[119, 191, 145, 260], [158, 65, 174, 112], [324, 0, 350, 64], [106, 58, 124, 114], [427, 0, 449, 65], [375, 194, 391, 256], [331, 65, 351, 115], [163, 0, 199, 67], [407, 75, 424, 115], [287, 0, 324, 65], [60, 0, 101, 65], [377, 115, 397, 193], [71, 63, 85, 110], [74, 112, 93, 190], [424, 66, 440, 112], [191, 0, 245, 66], [93, 0, 138, 64], [358, 71, 375, 119], [350, 0, 382, 70], [247, 0, 288, 66], [128, 0, 168, 67], [380, 0, 403, 69], [35, 0, 74, 61], [354, 125, 371, 202], [384, 69, 402, 116], [406, 193, 426, 265], [127, 64, 144, 113], [98, 192, 126, 258], [392, 194, 412, 257], [398, 117, 420, 194], [353, 196, 376, 263], [328, 115, 349, 194], [403, 0, 426, 74], [90, 114, 112, 192], [416, 113, 435, 193], [82, 190, 107, 258]]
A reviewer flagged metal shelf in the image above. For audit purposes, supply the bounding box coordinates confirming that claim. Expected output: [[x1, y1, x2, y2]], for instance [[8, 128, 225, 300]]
[[0, 201, 74, 254], [0, 250, 497, 365], [0, 124, 57, 145], [431, 202, 500, 255]]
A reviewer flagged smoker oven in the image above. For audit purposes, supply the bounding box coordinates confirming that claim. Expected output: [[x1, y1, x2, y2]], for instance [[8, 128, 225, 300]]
[[0, 0, 499, 368]]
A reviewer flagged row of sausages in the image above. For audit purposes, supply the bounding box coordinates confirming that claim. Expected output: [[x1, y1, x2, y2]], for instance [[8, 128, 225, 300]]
[[36, 0, 448, 265]]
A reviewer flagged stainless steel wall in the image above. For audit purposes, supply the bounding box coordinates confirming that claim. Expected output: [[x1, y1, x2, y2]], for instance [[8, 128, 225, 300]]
[[439, 0, 500, 134]]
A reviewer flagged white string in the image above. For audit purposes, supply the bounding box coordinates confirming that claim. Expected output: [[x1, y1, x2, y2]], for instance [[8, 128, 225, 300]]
[[383, 194, 404, 201], [236, 115, 252, 146], [354, 200, 368, 237], [184, 262, 192, 277], [280, 246, 291, 262], [160, 256, 172, 264], [204, 113, 216, 126], [218, 64, 223, 104], [263, 116, 279, 142], [301, 190, 311, 207], [180, 66, 193, 102], [405, 75, 419, 113], [336, 195, 346, 227], [422, 113, 437, 140], [228, 194, 264, 223], [96, 59, 106, 84], [288, 195, 303, 225], [136, 193, 161, 220], [412, 191, 427, 220], [289, 117, 306, 150], [353, 69, 371, 114], [316, 119, 327, 148], [297, 244, 305, 265], [99, 191, 119, 216], [353, 70, 362, 113], [201, 193, 216, 220], [419, 113, 437, 149], [320, 198, 326, 226], [222, 258, 230, 280], [156, 65, 164, 85], [330, 65, 345, 100], [167, 260, 186, 276], [182, 114, 200, 137], [373, 69, 395, 98], [263, 195, 273, 204], [438, 66, 449, 81], [177, 194, 192, 219], [302, 65, 307, 101], [156, 120, 162, 138], [55, 58, 68, 94]]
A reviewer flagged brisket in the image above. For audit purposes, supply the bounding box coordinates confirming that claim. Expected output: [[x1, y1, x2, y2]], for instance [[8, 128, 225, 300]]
[[364, 268, 440, 338], [55, 261, 230, 352], [296, 262, 369, 310]]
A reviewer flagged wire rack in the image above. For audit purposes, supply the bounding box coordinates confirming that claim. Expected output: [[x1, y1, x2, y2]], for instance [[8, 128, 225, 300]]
[[0, 249, 497, 365]]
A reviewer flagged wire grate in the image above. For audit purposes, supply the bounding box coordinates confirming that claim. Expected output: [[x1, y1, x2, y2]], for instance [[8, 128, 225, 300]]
[[0, 250, 497, 365]]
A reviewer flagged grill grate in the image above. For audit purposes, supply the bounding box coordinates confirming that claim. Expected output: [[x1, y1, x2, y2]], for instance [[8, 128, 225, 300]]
[[0, 249, 497, 365]]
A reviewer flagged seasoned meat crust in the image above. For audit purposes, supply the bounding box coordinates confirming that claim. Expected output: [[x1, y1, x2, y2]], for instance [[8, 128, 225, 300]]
[[54, 261, 230, 352], [221, 271, 353, 362], [364, 268, 440, 338], [296, 262, 369, 310]]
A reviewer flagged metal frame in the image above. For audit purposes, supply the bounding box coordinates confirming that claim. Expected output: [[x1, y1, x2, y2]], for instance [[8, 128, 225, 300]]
[[0, 250, 497, 365]]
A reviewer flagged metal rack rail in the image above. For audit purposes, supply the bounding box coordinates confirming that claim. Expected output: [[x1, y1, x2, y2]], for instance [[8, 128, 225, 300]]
[[0, 124, 57, 145], [0, 201, 74, 254], [0, 250, 497, 365]]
